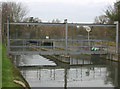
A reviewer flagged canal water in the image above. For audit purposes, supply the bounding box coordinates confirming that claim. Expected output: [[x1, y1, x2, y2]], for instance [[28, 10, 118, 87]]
[[12, 54, 119, 87]]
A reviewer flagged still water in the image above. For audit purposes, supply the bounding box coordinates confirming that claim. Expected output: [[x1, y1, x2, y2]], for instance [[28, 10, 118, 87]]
[[13, 54, 119, 87]]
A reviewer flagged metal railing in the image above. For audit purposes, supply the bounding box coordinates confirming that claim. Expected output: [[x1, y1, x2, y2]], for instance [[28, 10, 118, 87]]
[[5, 20, 119, 55]]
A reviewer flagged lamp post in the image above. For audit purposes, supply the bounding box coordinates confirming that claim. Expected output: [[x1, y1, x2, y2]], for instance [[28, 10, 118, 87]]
[[84, 26, 91, 50]]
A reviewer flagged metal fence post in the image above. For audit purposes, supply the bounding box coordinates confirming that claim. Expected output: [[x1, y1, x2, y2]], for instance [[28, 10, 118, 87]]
[[114, 21, 119, 54], [65, 19, 68, 55], [7, 20, 10, 55]]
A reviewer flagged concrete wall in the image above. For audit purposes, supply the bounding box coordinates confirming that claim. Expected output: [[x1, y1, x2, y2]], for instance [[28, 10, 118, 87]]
[[100, 53, 119, 62]]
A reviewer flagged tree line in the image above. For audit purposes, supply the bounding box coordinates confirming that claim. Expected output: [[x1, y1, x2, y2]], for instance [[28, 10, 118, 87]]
[[1, 2, 88, 40], [93, 2, 119, 41], [1, 1, 118, 41]]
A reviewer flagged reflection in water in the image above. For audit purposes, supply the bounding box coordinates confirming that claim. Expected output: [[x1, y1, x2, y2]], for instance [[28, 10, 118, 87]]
[[13, 54, 119, 87]]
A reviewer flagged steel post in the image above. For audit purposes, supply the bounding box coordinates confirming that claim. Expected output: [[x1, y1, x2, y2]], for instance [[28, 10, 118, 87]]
[[7, 20, 10, 55], [88, 32, 90, 41], [65, 19, 68, 54], [117, 1, 120, 62], [115, 21, 119, 54], [88, 32, 90, 50]]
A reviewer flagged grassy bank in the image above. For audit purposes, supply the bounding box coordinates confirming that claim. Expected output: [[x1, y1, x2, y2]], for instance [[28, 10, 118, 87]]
[[2, 44, 30, 88], [0, 43, 2, 89]]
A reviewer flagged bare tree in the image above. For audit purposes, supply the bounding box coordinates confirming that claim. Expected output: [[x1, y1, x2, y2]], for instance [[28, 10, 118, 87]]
[[94, 15, 108, 24], [94, 3, 118, 24], [93, 3, 118, 41], [2, 2, 28, 41], [52, 19, 60, 23], [2, 2, 28, 22]]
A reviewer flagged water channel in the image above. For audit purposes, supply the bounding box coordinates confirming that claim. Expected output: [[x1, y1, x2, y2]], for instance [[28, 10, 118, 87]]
[[12, 54, 119, 87]]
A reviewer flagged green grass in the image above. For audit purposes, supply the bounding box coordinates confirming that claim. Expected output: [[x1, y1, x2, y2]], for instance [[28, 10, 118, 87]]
[[2, 44, 20, 87], [0, 43, 2, 89], [2, 44, 30, 88]]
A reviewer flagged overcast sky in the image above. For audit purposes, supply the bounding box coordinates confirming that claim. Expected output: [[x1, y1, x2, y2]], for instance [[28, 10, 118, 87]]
[[3, 0, 116, 23]]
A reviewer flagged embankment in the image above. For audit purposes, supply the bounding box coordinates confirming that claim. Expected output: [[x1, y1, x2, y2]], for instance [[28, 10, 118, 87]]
[[2, 44, 30, 88]]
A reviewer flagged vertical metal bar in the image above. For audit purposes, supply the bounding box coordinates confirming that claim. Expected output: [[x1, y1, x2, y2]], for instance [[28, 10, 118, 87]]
[[25, 40, 26, 51], [115, 21, 119, 54], [107, 41, 109, 53], [14, 55, 17, 65], [37, 26, 39, 51], [53, 40, 55, 53], [7, 20, 10, 55], [65, 19, 68, 54], [23, 39, 25, 52], [88, 32, 90, 51], [88, 32, 89, 40], [117, 1, 120, 62]]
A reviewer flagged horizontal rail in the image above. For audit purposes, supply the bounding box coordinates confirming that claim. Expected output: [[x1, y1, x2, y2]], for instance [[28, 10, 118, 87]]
[[10, 39, 64, 41], [10, 46, 107, 48], [9, 50, 107, 55], [6, 22, 65, 26], [5, 22, 116, 27], [9, 39, 108, 42], [68, 23, 116, 27]]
